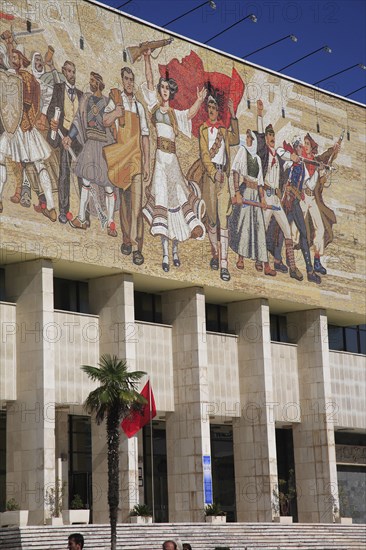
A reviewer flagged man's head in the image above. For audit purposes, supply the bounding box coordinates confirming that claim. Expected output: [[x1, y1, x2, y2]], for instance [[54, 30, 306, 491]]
[[33, 52, 44, 73], [207, 97, 219, 123], [183, 544, 192, 550], [68, 533, 84, 550], [89, 71, 105, 93], [163, 541, 177, 550], [11, 47, 30, 71], [292, 136, 302, 156], [121, 66, 134, 95], [265, 124, 275, 148], [62, 61, 76, 86]]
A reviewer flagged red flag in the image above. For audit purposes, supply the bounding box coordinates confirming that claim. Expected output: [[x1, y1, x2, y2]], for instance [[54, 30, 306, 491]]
[[121, 380, 156, 438], [158, 51, 245, 137]]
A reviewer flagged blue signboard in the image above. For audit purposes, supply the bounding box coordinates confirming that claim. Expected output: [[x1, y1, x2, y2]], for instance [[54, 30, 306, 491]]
[[203, 455, 213, 504]]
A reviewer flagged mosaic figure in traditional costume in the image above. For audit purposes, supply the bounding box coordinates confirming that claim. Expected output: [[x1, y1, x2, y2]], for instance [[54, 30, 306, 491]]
[[196, 89, 239, 282], [0, 45, 56, 221], [293, 133, 340, 275], [255, 100, 303, 281], [228, 129, 276, 275], [103, 66, 150, 266], [47, 60, 84, 224], [18, 50, 62, 212], [281, 136, 321, 284], [64, 72, 117, 236], [141, 49, 206, 272]]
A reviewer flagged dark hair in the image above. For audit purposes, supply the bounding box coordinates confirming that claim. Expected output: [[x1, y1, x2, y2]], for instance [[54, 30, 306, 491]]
[[163, 541, 177, 550], [183, 544, 192, 550], [204, 81, 224, 115], [121, 66, 134, 80], [62, 60, 76, 71], [69, 533, 84, 548], [157, 77, 178, 100], [90, 71, 105, 91]]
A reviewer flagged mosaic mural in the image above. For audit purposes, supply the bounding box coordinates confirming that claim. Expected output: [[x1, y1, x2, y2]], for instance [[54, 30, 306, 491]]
[[0, 0, 365, 314]]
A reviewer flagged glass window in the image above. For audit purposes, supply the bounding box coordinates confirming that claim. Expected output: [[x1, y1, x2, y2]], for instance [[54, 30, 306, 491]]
[[134, 292, 162, 323], [328, 324, 365, 354], [345, 326, 358, 354], [270, 314, 288, 343], [205, 304, 229, 333], [54, 278, 89, 313], [328, 325, 345, 351], [0, 268, 5, 301]]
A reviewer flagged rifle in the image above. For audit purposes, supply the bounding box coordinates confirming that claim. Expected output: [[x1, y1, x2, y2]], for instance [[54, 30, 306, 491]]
[[319, 129, 344, 188], [124, 38, 174, 64], [232, 197, 280, 210]]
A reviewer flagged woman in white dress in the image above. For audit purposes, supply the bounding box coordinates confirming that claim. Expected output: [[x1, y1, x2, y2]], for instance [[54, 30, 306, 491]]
[[229, 129, 276, 276], [142, 50, 206, 272]]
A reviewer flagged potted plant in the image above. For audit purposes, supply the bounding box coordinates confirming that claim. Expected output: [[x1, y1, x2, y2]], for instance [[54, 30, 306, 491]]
[[129, 503, 153, 524], [0, 498, 29, 527], [62, 494, 90, 525], [204, 502, 226, 524], [45, 478, 66, 526], [272, 469, 296, 524]]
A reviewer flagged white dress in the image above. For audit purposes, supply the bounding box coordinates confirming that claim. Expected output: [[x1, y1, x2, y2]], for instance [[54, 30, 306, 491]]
[[141, 83, 205, 242]]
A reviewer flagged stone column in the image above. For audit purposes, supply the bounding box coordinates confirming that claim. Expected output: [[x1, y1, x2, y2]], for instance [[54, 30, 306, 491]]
[[228, 299, 277, 522], [287, 309, 339, 522], [162, 287, 211, 522], [89, 273, 138, 523], [5, 260, 56, 525]]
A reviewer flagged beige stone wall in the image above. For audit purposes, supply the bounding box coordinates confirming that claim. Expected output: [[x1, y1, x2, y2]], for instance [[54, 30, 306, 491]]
[[330, 350, 366, 430], [135, 321, 174, 412], [206, 331, 240, 418], [0, 0, 364, 317], [54, 310, 99, 404], [0, 301, 16, 401], [271, 342, 300, 423]]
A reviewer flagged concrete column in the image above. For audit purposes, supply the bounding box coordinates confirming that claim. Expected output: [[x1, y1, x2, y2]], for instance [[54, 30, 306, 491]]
[[287, 309, 339, 523], [228, 299, 277, 522], [89, 273, 138, 523], [162, 287, 211, 522], [5, 260, 56, 524]]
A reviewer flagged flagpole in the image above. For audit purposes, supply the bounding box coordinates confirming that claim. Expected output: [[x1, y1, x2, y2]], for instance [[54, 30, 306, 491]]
[[149, 377, 155, 522]]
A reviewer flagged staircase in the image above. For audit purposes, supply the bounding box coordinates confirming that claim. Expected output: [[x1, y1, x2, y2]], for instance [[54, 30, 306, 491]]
[[0, 523, 365, 550]]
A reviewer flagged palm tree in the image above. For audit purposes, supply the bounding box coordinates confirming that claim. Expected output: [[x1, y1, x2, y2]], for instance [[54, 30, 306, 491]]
[[82, 354, 146, 550]]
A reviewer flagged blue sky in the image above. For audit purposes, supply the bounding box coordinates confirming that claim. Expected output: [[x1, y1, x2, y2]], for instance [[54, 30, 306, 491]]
[[101, 0, 366, 105]]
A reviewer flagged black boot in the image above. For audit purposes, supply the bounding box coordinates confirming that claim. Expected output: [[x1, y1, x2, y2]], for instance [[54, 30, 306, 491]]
[[307, 270, 321, 284], [314, 257, 327, 275]]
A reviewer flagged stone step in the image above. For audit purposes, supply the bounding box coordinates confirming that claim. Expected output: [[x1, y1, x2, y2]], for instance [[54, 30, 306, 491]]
[[0, 523, 365, 550]]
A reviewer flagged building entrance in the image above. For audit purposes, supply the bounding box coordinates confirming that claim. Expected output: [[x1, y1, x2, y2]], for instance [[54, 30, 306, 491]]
[[143, 421, 168, 522]]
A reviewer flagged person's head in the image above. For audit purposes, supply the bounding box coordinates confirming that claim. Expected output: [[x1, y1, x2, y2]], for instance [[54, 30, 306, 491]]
[[11, 47, 30, 70], [62, 61, 76, 86], [207, 97, 219, 123], [163, 541, 177, 550], [303, 132, 318, 156], [121, 66, 134, 95], [183, 544, 192, 550], [89, 71, 105, 93], [292, 136, 302, 156], [246, 128, 254, 147], [265, 124, 275, 148], [68, 533, 84, 550], [33, 52, 44, 73], [157, 76, 178, 102]]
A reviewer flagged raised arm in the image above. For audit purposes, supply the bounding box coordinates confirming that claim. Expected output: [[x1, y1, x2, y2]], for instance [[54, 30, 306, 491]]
[[143, 49, 154, 91], [187, 86, 207, 120]]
